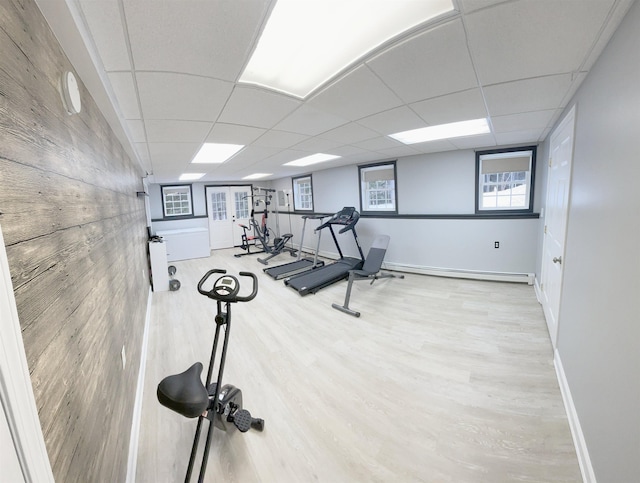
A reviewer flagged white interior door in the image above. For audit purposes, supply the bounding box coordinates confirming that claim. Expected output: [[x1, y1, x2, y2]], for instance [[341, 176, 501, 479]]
[[230, 186, 253, 246], [540, 106, 575, 347], [206, 187, 234, 249]]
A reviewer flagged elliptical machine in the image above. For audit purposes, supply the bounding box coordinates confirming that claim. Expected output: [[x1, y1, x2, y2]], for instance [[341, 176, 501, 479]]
[[157, 269, 264, 483]]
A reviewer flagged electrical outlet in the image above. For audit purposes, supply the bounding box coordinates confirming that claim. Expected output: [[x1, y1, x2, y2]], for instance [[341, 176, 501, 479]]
[[494, 241, 500, 248], [121, 345, 126, 370]]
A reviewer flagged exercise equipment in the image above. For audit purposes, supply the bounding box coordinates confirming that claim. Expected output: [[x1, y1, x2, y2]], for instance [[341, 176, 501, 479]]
[[157, 269, 264, 483], [168, 265, 181, 291], [233, 223, 265, 258], [284, 207, 364, 296], [263, 214, 327, 280], [331, 235, 404, 317]]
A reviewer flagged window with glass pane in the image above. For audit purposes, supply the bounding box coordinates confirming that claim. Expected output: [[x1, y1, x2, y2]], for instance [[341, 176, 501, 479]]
[[162, 185, 193, 217], [359, 162, 397, 213], [234, 191, 250, 219], [292, 175, 313, 211], [476, 147, 536, 213], [210, 192, 227, 221]]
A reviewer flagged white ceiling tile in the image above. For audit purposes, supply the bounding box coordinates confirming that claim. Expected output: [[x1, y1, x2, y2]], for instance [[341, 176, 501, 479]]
[[308, 65, 403, 121], [458, 0, 509, 14], [147, 142, 201, 165], [491, 110, 557, 134], [205, 123, 266, 145], [367, 19, 478, 103], [411, 89, 488, 125], [580, 0, 635, 72], [274, 105, 348, 136], [218, 87, 301, 129], [134, 142, 152, 173], [292, 137, 344, 153], [137, 72, 233, 121], [123, 0, 270, 81], [253, 130, 309, 149], [145, 120, 212, 143], [376, 145, 427, 158], [328, 145, 370, 157], [448, 133, 497, 149], [494, 129, 545, 146], [319, 123, 379, 145], [465, 0, 615, 85], [127, 120, 146, 143], [108, 72, 140, 119], [353, 136, 404, 151], [357, 106, 426, 135], [216, 146, 281, 170], [406, 139, 459, 154], [79, 0, 130, 71], [483, 74, 574, 116]]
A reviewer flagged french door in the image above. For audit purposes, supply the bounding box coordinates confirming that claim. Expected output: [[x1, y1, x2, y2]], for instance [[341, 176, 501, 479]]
[[205, 185, 252, 250]]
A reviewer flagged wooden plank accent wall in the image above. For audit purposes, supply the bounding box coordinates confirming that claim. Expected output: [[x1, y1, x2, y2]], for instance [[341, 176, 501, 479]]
[[0, 0, 149, 481]]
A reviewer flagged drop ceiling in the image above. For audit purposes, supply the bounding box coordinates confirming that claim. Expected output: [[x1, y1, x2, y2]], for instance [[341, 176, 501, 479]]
[[37, 0, 634, 183]]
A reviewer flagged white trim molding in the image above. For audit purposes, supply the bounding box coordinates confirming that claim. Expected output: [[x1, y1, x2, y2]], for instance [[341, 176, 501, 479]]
[[0, 224, 55, 482], [310, 247, 534, 284], [126, 287, 153, 483], [554, 349, 596, 483]]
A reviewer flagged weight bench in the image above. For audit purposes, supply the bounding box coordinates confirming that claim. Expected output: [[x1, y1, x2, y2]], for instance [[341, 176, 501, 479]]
[[331, 234, 403, 317]]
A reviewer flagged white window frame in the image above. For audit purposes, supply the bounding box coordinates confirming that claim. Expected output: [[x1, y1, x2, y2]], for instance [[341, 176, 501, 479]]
[[476, 147, 536, 213], [359, 161, 397, 214], [292, 175, 313, 211], [161, 184, 193, 218]]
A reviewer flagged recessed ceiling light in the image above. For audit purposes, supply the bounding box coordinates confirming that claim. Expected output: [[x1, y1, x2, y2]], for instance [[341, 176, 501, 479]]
[[283, 153, 340, 167], [179, 173, 206, 181], [389, 118, 491, 144], [242, 173, 273, 180], [191, 143, 244, 164], [240, 0, 454, 98]]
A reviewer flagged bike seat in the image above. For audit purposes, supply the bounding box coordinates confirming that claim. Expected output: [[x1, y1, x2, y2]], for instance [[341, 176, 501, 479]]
[[157, 362, 209, 418]]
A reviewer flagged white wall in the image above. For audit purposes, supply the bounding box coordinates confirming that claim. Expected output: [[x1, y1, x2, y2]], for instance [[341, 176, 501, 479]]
[[541, 1, 640, 480]]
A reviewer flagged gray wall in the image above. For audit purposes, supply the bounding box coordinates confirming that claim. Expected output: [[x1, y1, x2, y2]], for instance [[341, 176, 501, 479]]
[[0, 0, 149, 481], [148, 151, 541, 276], [271, 150, 541, 276], [540, 1, 640, 480]]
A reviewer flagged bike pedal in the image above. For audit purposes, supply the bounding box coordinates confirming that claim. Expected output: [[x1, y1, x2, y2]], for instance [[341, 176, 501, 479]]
[[232, 409, 252, 432]]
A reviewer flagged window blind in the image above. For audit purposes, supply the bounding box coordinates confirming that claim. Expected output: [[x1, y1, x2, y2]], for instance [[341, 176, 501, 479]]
[[481, 155, 531, 174], [362, 167, 394, 182]]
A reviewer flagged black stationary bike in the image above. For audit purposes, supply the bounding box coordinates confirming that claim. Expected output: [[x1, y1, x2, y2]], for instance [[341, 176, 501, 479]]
[[157, 269, 264, 483]]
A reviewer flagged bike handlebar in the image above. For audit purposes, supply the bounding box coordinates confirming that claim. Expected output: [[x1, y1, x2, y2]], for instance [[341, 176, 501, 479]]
[[197, 269, 258, 302]]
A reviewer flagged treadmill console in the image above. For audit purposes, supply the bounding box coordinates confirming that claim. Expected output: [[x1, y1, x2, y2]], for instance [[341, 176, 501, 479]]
[[334, 207, 356, 224]]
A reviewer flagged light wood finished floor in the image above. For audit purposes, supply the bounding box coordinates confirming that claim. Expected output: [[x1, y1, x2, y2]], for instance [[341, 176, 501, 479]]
[[136, 249, 580, 482]]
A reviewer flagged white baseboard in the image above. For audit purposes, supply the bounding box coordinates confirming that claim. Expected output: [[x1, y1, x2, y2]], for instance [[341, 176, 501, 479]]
[[126, 287, 153, 483], [554, 349, 596, 483], [534, 276, 543, 303]]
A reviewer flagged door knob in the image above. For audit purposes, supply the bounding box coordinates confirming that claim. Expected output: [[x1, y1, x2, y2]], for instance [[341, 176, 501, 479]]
[[553, 256, 562, 264]]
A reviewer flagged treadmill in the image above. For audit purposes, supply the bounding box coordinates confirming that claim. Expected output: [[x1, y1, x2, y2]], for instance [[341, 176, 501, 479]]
[[284, 207, 364, 296], [263, 214, 327, 280]]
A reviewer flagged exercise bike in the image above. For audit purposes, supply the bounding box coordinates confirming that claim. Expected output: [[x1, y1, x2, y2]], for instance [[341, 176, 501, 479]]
[[157, 269, 264, 483]]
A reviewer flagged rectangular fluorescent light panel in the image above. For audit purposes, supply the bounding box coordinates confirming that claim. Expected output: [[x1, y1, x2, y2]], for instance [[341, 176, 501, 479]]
[[283, 153, 340, 167], [390, 118, 491, 144], [243, 173, 272, 180], [191, 143, 244, 164], [240, 0, 454, 98], [179, 173, 205, 181]]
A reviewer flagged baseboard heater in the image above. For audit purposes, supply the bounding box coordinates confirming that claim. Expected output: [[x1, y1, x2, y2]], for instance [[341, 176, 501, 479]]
[[383, 262, 534, 284], [305, 247, 534, 285]]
